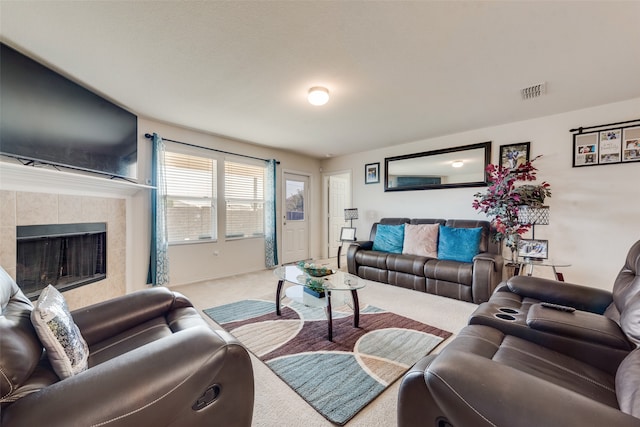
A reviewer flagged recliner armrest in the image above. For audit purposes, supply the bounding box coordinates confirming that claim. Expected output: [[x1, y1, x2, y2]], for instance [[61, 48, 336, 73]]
[[506, 275, 613, 313], [72, 287, 189, 345], [1, 326, 254, 427], [425, 350, 640, 427], [526, 303, 633, 350]]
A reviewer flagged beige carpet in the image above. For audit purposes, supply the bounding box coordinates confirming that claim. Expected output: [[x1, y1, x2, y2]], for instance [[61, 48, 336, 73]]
[[170, 259, 477, 427]]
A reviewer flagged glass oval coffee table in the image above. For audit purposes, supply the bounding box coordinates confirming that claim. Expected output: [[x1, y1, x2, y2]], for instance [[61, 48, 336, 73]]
[[273, 265, 366, 341]]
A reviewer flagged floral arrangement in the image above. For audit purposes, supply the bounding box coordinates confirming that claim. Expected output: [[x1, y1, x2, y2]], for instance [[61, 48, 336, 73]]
[[472, 155, 551, 255]]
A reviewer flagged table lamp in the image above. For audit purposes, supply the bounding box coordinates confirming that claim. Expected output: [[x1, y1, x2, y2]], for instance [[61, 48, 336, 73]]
[[518, 206, 550, 239]]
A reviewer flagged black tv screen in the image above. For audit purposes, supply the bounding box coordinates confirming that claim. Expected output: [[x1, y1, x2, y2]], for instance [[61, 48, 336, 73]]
[[0, 43, 137, 180]]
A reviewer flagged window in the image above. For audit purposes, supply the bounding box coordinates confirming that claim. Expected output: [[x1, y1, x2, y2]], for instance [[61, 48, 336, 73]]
[[224, 160, 265, 239], [165, 150, 217, 243]]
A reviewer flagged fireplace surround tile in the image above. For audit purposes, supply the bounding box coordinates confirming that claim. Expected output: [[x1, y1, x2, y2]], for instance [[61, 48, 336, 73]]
[[58, 195, 85, 224], [0, 226, 16, 275], [0, 190, 16, 227], [3, 190, 126, 310], [17, 192, 58, 226]]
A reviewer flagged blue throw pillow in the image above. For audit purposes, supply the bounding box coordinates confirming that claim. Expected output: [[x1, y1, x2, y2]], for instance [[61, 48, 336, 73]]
[[437, 225, 483, 263], [372, 224, 405, 253]]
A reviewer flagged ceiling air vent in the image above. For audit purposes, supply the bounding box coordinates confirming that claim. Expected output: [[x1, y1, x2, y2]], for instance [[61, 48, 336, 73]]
[[521, 82, 546, 100]]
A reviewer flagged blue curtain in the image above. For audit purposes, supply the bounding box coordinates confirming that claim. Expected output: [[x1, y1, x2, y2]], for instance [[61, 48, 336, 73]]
[[265, 159, 279, 268], [147, 133, 170, 285]]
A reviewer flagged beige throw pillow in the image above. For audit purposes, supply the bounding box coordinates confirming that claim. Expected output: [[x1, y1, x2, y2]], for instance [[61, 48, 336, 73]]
[[402, 223, 439, 258], [31, 285, 89, 379]]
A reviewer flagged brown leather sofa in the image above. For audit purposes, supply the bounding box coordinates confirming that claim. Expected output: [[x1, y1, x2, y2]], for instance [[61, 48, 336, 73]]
[[347, 218, 503, 303], [0, 271, 254, 426], [397, 239, 640, 426]]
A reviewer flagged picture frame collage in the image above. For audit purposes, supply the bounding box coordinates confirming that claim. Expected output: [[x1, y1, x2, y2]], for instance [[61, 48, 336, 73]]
[[573, 122, 640, 167]]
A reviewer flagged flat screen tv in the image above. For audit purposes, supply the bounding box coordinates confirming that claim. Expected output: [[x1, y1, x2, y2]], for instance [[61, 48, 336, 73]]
[[0, 43, 138, 180]]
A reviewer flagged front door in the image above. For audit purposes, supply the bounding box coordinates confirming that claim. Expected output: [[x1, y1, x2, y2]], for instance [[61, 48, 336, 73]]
[[282, 172, 310, 264]]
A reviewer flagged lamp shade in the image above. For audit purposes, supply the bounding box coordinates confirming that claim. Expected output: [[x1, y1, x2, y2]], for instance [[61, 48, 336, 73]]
[[518, 206, 550, 225], [344, 208, 359, 220]]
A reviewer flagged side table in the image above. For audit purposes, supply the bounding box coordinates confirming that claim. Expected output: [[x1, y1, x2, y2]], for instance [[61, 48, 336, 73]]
[[508, 258, 571, 281]]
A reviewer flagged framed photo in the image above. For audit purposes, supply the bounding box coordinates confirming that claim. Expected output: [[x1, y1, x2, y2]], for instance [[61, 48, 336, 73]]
[[518, 239, 548, 260], [573, 132, 599, 166], [340, 227, 356, 241], [365, 162, 380, 184], [622, 126, 640, 162], [499, 142, 530, 169]]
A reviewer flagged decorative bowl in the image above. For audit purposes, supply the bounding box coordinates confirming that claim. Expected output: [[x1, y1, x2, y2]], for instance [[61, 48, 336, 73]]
[[297, 261, 334, 277]]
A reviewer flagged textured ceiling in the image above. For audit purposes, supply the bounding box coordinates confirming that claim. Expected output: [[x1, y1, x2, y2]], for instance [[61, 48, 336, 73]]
[[1, 1, 639, 158]]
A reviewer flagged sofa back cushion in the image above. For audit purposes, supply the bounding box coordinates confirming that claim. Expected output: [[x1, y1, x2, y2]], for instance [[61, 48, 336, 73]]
[[437, 225, 483, 263], [616, 348, 640, 417], [402, 223, 439, 258], [0, 266, 45, 404], [372, 224, 405, 253]]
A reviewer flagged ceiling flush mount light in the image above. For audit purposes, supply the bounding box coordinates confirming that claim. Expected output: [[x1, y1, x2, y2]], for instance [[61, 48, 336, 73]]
[[308, 86, 329, 106], [452, 160, 464, 168]]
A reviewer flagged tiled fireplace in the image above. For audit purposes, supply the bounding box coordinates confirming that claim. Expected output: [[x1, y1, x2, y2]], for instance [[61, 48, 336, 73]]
[[0, 190, 126, 309]]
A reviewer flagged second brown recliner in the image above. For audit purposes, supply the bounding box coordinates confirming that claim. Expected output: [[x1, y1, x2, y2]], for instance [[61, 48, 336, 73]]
[[468, 239, 640, 372]]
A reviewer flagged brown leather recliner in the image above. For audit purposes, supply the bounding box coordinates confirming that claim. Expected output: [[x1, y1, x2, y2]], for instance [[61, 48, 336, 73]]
[[398, 239, 640, 426], [467, 239, 640, 371], [0, 269, 254, 426]]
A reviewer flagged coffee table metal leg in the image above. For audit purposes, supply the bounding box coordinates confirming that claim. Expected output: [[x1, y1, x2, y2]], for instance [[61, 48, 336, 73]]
[[326, 290, 333, 341], [351, 289, 360, 328], [275, 279, 284, 316]]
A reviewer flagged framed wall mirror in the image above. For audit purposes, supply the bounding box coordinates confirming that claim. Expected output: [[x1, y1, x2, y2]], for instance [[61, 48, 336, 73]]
[[384, 141, 492, 191]]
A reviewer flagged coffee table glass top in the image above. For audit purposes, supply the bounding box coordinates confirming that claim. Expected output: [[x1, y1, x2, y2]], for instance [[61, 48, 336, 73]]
[[273, 265, 365, 291]]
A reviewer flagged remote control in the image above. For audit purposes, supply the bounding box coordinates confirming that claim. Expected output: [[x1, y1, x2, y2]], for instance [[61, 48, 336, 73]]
[[540, 302, 576, 312]]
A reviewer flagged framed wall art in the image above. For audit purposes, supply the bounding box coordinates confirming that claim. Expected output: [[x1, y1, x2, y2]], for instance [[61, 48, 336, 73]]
[[571, 119, 640, 167], [499, 142, 530, 169], [365, 162, 380, 184]]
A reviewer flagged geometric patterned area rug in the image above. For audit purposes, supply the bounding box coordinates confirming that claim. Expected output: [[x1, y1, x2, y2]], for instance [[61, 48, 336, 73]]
[[203, 299, 452, 425]]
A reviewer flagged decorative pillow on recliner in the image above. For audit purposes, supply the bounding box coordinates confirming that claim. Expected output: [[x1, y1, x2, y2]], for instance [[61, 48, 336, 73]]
[[616, 348, 640, 417], [31, 285, 89, 379], [372, 224, 405, 253], [437, 225, 483, 263], [402, 223, 439, 257]]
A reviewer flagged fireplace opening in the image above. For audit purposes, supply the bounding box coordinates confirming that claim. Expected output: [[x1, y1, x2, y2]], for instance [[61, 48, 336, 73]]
[[17, 223, 107, 300]]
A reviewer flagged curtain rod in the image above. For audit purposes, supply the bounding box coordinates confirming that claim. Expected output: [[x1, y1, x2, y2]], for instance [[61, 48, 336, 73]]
[[144, 133, 279, 164], [569, 118, 640, 134]]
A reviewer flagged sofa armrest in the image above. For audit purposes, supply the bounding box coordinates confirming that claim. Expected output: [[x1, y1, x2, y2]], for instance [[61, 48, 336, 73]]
[[1, 326, 254, 427], [506, 275, 613, 313], [471, 252, 504, 304], [346, 241, 373, 274], [72, 287, 191, 345], [424, 350, 640, 427]]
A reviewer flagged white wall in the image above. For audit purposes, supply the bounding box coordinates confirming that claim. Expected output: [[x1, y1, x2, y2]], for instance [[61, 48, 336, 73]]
[[129, 118, 322, 289], [320, 98, 640, 290]]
